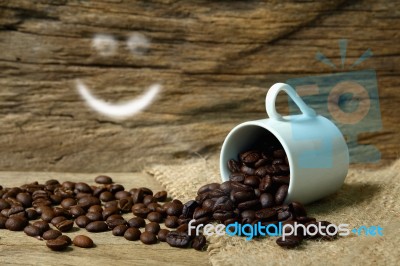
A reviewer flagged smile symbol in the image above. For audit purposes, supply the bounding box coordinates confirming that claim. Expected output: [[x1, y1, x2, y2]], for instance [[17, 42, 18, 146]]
[[76, 80, 161, 120], [77, 32, 160, 120]]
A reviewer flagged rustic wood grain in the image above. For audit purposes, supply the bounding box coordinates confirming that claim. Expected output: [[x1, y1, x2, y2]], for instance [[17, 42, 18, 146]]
[[0, 171, 211, 266], [0, 0, 399, 172]]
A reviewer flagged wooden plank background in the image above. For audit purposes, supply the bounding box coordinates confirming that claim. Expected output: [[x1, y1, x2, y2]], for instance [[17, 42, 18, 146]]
[[0, 0, 399, 172]]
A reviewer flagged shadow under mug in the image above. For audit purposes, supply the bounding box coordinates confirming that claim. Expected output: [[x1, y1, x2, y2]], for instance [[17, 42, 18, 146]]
[[220, 83, 349, 204]]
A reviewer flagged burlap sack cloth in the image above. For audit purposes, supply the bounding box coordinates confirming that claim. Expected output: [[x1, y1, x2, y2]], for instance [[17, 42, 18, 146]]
[[147, 156, 400, 265]]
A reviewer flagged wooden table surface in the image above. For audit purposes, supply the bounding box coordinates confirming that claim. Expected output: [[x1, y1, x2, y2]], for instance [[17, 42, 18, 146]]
[[0, 172, 211, 266]]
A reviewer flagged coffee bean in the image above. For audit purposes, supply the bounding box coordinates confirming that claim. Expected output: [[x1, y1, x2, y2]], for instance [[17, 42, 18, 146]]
[[161, 216, 177, 229], [115, 191, 131, 200], [232, 190, 256, 203], [43, 229, 62, 240], [145, 222, 160, 234], [255, 208, 277, 221], [53, 207, 70, 218], [61, 181, 75, 190], [112, 224, 128, 236], [272, 175, 290, 184], [86, 221, 108, 232], [240, 210, 256, 224], [0, 199, 11, 211], [75, 215, 91, 228], [153, 191, 168, 202], [230, 182, 253, 192], [119, 197, 133, 213], [255, 166, 273, 177], [102, 206, 119, 220], [147, 202, 161, 212], [237, 199, 260, 210], [260, 193, 274, 208], [57, 235, 72, 245], [202, 199, 215, 211], [106, 218, 126, 229], [124, 227, 141, 241], [166, 231, 191, 248], [127, 217, 146, 228], [104, 200, 118, 209], [32, 220, 50, 234], [25, 209, 39, 220], [157, 229, 170, 242], [86, 212, 103, 222], [197, 183, 219, 195], [166, 202, 183, 216], [69, 205, 86, 218], [132, 189, 144, 204], [140, 231, 157, 245], [227, 159, 241, 173], [277, 210, 291, 221], [213, 210, 235, 222], [16, 192, 32, 208], [143, 195, 157, 205], [289, 201, 307, 218], [78, 196, 101, 210], [244, 176, 260, 188], [109, 184, 125, 194], [88, 205, 103, 213], [56, 220, 74, 232], [24, 225, 41, 237], [73, 235, 94, 248], [8, 205, 25, 217], [276, 236, 302, 248], [229, 172, 245, 183], [46, 238, 69, 251], [51, 216, 67, 226], [99, 191, 115, 202], [61, 198, 76, 209], [132, 203, 146, 211], [192, 235, 207, 250], [45, 179, 60, 186], [297, 216, 316, 225], [275, 185, 288, 205], [219, 181, 233, 194], [132, 206, 151, 218], [240, 150, 261, 165], [5, 216, 27, 231], [147, 211, 163, 223], [213, 196, 234, 212], [193, 207, 211, 220], [254, 158, 270, 168], [94, 175, 113, 185], [93, 186, 107, 197], [240, 165, 256, 175]]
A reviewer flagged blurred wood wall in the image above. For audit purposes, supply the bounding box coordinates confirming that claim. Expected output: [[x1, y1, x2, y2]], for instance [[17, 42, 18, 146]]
[[0, 0, 399, 172]]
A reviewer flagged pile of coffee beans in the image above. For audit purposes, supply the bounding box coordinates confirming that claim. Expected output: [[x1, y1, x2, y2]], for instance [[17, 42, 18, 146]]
[[0, 146, 336, 251], [0, 175, 207, 251]]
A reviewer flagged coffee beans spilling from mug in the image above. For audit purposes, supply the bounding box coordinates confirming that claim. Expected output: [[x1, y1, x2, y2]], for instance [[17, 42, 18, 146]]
[[224, 146, 337, 247], [0, 147, 336, 251]]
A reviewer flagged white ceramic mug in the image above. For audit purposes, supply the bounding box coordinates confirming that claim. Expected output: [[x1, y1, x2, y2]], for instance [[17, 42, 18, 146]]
[[220, 83, 349, 204]]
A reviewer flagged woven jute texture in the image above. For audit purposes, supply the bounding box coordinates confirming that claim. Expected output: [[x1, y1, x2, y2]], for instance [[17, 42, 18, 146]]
[[147, 156, 400, 266]]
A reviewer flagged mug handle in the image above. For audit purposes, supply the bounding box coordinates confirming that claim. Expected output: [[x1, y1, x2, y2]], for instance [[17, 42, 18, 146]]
[[266, 83, 316, 121]]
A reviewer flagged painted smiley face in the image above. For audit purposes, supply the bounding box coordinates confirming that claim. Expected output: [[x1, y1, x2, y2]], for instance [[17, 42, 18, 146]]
[[76, 32, 161, 120]]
